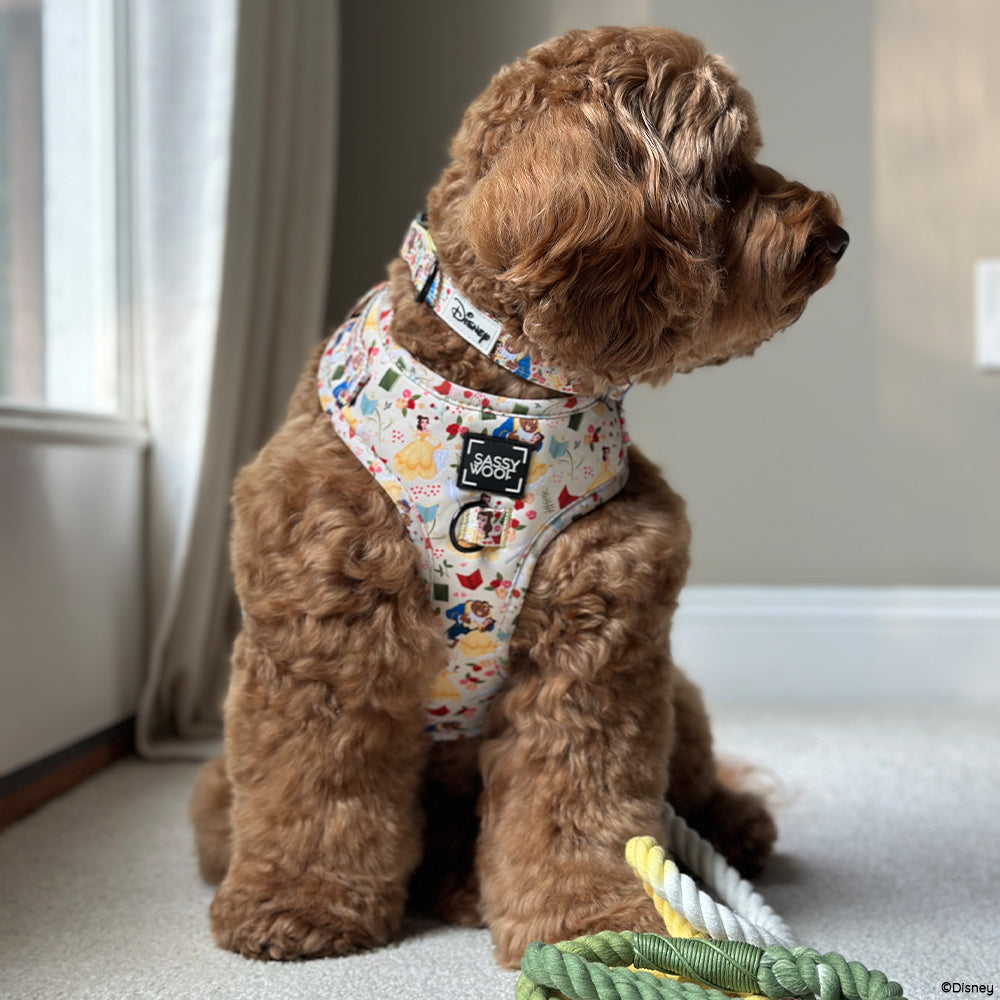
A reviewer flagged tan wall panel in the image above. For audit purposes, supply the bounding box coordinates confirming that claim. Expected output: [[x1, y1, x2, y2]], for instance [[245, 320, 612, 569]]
[[872, 0, 1000, 584]]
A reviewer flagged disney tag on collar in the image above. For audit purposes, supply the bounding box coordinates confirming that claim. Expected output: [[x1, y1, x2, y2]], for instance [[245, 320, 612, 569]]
[[402, 215, 503, 354], [437, 284, 503, 355], [458, 433, 531, 498]]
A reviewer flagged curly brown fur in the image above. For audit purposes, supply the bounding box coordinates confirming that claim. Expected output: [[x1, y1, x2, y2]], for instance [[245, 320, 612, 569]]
[[192, 26, 845, 967], [189, 755, 232, 885]]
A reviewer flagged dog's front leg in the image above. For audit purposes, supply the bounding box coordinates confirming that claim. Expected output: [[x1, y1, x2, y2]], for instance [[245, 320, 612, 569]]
[[208, 630, 436, 960], [477, 639, 673, 966], [477, 494, 686, 966], [208, 430, 442, 960]]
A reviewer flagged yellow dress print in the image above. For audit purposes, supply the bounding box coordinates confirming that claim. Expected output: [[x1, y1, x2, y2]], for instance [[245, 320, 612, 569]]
[[429, 670, 462, 701], [394, 415, 439, 481], [591, 446, 617, 489], [458, 630, 497, 658], [526, 460, 551, 484]]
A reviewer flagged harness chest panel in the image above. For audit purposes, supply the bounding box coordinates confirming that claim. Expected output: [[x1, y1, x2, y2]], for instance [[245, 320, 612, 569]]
[[318, 284, 629, 739]]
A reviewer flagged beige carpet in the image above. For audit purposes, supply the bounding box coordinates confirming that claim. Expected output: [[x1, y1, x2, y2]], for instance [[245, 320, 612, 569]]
[[1, 705, 998, 999]]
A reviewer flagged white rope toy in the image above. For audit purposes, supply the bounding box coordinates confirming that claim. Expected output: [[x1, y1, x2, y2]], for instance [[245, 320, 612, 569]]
[[625, 803, 796, 949]]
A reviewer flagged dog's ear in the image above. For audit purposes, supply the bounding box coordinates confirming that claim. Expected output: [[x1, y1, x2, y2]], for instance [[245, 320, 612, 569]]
[[460, 105, 625, 293], [459, 104, 720, 383]]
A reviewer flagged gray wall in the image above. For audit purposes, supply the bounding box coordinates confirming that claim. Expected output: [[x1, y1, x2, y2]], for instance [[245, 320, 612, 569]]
[[330, 0, 1000, 586], [0, 433, 145, 774]]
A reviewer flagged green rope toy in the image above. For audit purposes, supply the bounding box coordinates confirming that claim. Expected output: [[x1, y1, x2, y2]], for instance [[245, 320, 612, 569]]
[[514, 807, 908, 1000], [515, 931, 906, 1000]]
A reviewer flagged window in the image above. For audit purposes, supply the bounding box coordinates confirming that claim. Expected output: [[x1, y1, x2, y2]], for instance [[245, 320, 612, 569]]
[[1, 0, 145, 777], [0, 0, 127, 418]]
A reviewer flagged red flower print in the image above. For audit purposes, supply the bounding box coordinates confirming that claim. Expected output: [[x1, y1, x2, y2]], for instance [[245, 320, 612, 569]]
[[558, 486, 580, 508]]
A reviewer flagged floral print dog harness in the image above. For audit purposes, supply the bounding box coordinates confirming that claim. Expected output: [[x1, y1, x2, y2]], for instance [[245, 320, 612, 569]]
[[318, 275, 629, 739]]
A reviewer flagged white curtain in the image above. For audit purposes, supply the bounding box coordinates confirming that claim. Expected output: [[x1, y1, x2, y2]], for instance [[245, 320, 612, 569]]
[[133, 0, 339, 757]]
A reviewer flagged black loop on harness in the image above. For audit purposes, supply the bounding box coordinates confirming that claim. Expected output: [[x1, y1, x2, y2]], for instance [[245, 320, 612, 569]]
[[449, 499, 485, 554]]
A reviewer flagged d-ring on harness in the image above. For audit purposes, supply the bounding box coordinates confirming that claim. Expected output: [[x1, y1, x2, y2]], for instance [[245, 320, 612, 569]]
[[449, 498, 488, 554]]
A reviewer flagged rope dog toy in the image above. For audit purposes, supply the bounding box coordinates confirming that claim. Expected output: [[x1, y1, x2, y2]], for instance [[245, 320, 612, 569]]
[[514, 805, 907, 1000]]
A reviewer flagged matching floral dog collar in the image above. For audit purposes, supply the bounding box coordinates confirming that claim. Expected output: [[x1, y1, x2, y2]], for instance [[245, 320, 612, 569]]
[[401, 214, 630, 401]]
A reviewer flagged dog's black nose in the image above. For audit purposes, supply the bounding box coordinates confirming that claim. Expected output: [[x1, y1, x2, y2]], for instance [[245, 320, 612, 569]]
[[825, 225, 849, 262]]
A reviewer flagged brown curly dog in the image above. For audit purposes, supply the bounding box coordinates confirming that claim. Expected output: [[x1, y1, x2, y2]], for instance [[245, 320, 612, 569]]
[[190, 25, 847, 966]]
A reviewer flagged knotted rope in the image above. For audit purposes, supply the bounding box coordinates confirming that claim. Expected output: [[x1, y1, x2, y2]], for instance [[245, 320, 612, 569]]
[[515, 931, 906, 1000], [514, 806, 907, 1000]]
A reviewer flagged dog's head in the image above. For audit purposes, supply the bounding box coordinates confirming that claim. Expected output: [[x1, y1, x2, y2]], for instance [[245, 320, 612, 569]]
[[426, 27, 847, 392]]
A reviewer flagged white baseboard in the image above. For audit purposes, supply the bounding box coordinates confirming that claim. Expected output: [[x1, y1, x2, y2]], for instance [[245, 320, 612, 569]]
[[671, 587, 1000, 705]]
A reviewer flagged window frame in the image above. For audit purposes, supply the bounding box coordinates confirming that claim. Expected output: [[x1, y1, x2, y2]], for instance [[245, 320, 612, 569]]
[[0, 0, 146, 439]]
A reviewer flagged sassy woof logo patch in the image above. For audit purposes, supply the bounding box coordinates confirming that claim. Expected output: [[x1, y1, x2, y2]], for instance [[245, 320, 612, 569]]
[[458, 433, 531, 498]]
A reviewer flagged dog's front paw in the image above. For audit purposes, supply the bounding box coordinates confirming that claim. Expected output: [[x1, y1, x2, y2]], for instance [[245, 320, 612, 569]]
[[688, 786, 777, 879], [490, 886, 666, 968], [209, 877, 401, 960], [430, 869, 485, 928]]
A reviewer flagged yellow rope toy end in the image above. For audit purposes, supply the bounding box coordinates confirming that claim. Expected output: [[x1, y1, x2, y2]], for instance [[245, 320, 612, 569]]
[[625, 836, 707, 941]]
